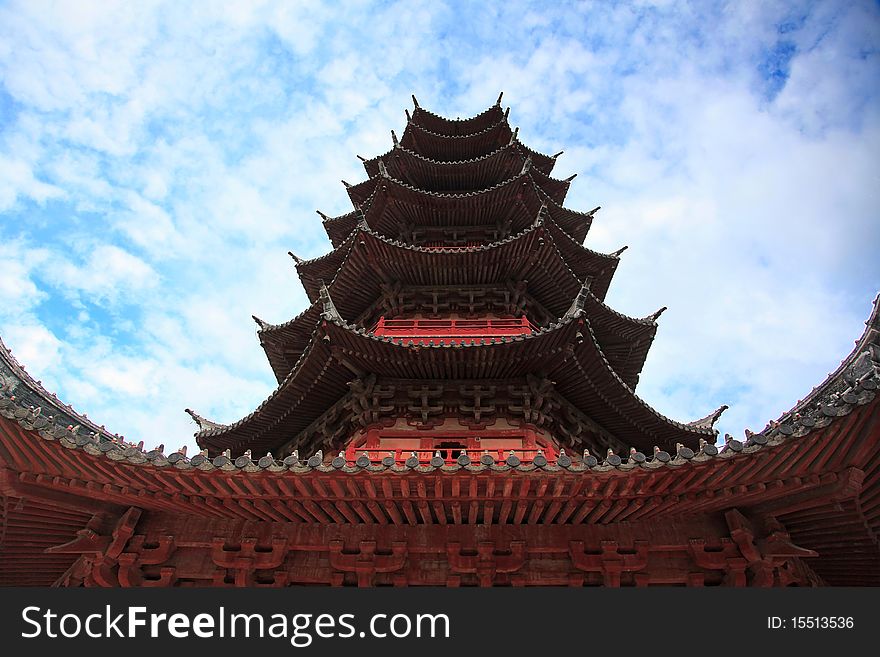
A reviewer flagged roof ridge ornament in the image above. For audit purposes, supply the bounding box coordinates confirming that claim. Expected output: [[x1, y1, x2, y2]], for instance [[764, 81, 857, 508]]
[[356, 210, 369, 231], [405, 108, 411, 122], [564, 279, 593, 320], [316, 209, 330, 221], [252, 315, 271, 331], [534, 203, 549, 228], [520, 155, 532, 176], [184, 408, 228, 432], [378, 159, 389, 178], [611, 245, 629, 257], [288, 251, 303, 265], [318, 281, 342, 321], [508, 126, 520, 146], [391, 130, 398, 147]]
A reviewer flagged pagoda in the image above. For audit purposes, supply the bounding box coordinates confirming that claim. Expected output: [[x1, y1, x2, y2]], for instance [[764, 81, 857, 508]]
[[0, 96, 878, 587]]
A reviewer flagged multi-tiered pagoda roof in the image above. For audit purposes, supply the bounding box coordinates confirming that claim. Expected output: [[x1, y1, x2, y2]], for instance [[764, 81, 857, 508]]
[[194, 95, 718, 461]]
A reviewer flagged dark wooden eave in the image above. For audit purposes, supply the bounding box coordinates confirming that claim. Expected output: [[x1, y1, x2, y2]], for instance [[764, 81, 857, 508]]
[[298, 223, 584, 319], [400, 119, 514, 163], [0, 336, 116, 442], [324, 174, 593, 249], [351, 143, 569, 205], [264, 239, 648, 389], [199, 309, 709, 455], [409, 102, 506, 137], [363, 140, 554, 182], [256, 303, 322, 383]]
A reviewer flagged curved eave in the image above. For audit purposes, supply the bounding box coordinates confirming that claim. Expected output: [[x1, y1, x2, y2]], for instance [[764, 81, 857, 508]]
[[356, 143, 527, 199], [535, 182, 596, 245], [295, 231, 358, 304], [545, 219, 618, 302], [266, 239, 649, 392], [194, 337, 345, 455], [323, 210, 361, 249], [257, 303, 322, 383], [582, 292, 658, 389], [322, 312, 581, 380], [357, 171, 535, 239], [364, 139, 556, 180], [313, 223, 584, 322], [766, 293, 880, 431], [553, 318, 717, 450], [352, 154, 570, 207], [0, 336, 117, 442], [201, 312, 583, 455], [400, 119, 513, 162], [409, 103, 505, 136], [530, 165, 571, 205]]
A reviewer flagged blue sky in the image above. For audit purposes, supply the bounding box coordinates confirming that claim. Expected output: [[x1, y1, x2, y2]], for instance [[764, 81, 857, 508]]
[[0, 0, 878, 453]]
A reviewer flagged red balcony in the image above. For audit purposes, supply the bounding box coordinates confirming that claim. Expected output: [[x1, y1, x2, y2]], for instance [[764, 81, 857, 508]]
[[371, 316, 537, 344]]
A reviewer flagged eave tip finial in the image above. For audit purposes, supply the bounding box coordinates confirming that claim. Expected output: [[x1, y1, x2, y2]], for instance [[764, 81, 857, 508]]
[[184, 408, 226, 432], [391, 129, 398, 146], [288, 251, 303, 265], [649, 306, 667, 322], [411, 94, 419, 108], [496, 91, 504, 105], [252, 314, 270, 330], [612, 245, 629, 257]]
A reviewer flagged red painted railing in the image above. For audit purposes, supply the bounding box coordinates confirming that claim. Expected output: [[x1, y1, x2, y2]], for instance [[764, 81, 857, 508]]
[[344, 447, 554, 466], [421, 242, 483, 250], [372, 316, 536, 343]]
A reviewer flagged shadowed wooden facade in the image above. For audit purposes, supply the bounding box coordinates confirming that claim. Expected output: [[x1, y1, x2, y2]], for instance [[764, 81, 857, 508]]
[[1, 96, 878, 586]]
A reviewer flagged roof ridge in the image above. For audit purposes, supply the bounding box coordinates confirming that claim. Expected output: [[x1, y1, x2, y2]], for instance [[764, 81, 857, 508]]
[[0, 335, 117, 442], [403, 116, 508, 141]]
